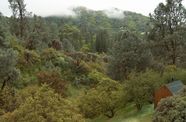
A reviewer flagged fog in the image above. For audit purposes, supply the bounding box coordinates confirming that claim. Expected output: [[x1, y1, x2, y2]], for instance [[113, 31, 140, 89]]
[[1, 0, 186, 17]]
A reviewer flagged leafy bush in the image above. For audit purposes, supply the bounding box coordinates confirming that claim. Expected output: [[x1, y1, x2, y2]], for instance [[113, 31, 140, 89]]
[[41, 48, 59, 61], [162, 65, 186, 84], [0, 85, 85, 122], [37, 69, 67, 96], [153, 89, 186, 122], [0, 87, 17, 113], [79, 78, 124, 118], [71, 60, 91, 75], [126, 70, 162, 110], [18, 49, 41, 68]]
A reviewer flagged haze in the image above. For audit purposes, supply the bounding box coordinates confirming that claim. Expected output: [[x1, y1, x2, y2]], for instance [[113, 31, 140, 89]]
[[0, 0, 186, 17]]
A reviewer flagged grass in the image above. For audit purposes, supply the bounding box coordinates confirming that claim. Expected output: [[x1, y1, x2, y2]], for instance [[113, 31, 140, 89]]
[[88, 104, 154, 122]]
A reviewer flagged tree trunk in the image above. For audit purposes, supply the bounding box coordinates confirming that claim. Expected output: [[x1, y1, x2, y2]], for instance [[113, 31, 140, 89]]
[[136, 103, 142, 111], [17, 1, 24, 38], [1, 76, 10, 90]]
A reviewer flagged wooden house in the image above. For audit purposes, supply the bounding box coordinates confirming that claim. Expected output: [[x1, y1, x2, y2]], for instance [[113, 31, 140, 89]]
[[154, 80, 184, 108]]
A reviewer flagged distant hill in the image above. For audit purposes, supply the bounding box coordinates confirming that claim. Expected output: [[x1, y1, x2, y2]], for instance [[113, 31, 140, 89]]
[[45, 7, 150, 34]]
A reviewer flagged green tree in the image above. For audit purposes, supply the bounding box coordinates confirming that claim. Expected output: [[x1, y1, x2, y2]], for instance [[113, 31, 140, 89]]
[[79, 77, 124, 118], [95, 29, 109, 53], [126, 70, 162, 110], [59, 24, 82, 51], [8, 0, 28, 38], [149, 0, 186, 65], [108, 31, 152, 80], [0, 25, 19, 90]]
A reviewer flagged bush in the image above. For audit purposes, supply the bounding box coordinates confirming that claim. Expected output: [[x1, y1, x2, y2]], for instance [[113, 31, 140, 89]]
[[0, 87, 17, 113], [0, 85, 85, 122], [18, 49, 41, 68], [37, 69, 67, 96], [153, 91, 186, 122], [79, 78, 124, 118], [41, 48, 59, 61], [126, 70, 162, 110], [162, 65, 186, 84], [71, 60, 91, 75]]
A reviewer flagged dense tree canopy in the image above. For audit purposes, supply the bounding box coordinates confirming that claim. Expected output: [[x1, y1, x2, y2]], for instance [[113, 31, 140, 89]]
[[149, 0, 186, 65], [108, 31, 152, 80], [0, 0, 186, 121]]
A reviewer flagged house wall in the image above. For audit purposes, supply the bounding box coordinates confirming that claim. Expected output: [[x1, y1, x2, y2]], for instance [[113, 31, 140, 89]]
[[154, 86, 172, 108]]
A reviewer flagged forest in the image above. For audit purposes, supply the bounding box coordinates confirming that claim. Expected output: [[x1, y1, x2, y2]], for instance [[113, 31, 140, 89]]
[[0, 0, 186, 122]]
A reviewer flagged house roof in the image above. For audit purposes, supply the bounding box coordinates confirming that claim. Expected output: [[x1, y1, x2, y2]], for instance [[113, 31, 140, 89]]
[[165, 80, 184, 95]]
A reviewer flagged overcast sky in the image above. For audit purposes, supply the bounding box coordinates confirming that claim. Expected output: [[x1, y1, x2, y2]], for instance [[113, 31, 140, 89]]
[[0, 0, 186, 17]]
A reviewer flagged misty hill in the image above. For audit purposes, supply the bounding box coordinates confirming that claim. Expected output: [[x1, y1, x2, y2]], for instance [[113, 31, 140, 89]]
[[45, 7, 150, 34]]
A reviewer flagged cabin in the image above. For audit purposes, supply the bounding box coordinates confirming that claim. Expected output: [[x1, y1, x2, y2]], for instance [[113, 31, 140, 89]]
[[154, 80, 184, 108]]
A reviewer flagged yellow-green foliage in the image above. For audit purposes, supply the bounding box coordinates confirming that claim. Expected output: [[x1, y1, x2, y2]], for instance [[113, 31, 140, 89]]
[[163, 65, 186, 84], [71, 60, 91, 75], [37, 69, 67, 96], [87, 62, 106, 73], [126, 70, 162, 110], [0, 87, 17, 113], [41, 48, 60, 61], [9, 37, 24, 53], [0, 85, 85, 122], [79, 78, 124, 118], [18, 49, 41, 68], [80, 44, 91, 53], [87, 70, 109, 85], [153, 89, 186, 122]]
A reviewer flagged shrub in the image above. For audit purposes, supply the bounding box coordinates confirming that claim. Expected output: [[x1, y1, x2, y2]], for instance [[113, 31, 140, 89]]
[[162, 65, 186, 84], [79, 78, 124, 118], [0, 85, 85, 122], [18, 49, 41, 68], [0, 87, 17, 113], [153, 92, 186, 122], [126, 70, 162, 110], [37, 69, 67, 96], [71, 60, 91, 75], [41, 48, 59, 61]]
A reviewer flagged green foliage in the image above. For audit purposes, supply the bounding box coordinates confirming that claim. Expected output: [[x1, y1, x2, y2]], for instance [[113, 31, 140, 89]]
[[0, 85, 85, 122], [41, 48, 59, 61], [123, 11, 150, 33], [95, 29, 110, 53], [87, 70, 110, 85], [0, 87, 17, 113], [108, 31, 152, 80], [162, 65, 186, 84], [0, 29, 20, 89], [59, 24, 82, 50], [18, 49, 41, 69], [27, 15, 52, 50], [153, 89, 186, 122], [79, 78, 124, 118], [149, 0, 186, 65], [87, 61, 106, 73], [126, 70, 162, 110], [37, 69, 67, 96], [8, 0, 28, 38], [81, 44, 91, 53]]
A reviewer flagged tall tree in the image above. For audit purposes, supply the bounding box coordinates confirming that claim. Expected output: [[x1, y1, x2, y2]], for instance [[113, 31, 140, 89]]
[[9, 0, 27, 38], [108, 31, 152, 80], [95, 29, 109, 53], [149, 0, 186, 65], [0, 24, 19, 90], [59, 24, 82, 51]]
